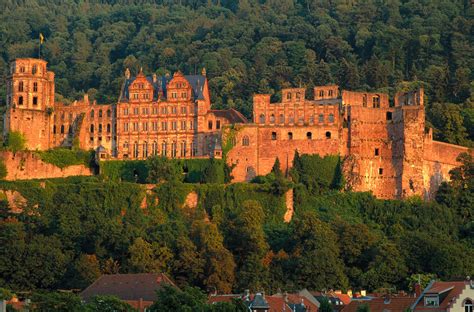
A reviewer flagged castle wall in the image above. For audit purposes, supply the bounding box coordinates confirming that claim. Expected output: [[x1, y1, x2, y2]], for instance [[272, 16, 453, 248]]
[[1, 151, 92, 180]]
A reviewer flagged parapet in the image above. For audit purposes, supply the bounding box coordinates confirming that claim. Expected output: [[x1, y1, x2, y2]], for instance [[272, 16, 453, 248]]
[[341, 90, 389, 108], [395, 88, 424, 107], [314, 85, 339, 100]]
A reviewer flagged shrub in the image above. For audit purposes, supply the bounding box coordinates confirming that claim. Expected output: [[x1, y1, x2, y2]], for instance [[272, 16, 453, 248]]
[[5, 131, 26, 153], [37, 148, 94, 169]]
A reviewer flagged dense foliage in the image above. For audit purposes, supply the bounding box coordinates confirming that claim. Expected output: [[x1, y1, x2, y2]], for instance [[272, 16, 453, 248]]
[[36, 148, 95, 169], [0, 0, 472, 145], [0, 154, 472, 298]]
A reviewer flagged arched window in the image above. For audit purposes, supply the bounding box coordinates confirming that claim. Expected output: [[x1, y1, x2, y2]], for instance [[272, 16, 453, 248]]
[[143, 142, 148, 158], [270, 114, 275, 123], [90, 124, 94, 133], [242, 136, 250, 146], [307, 132, 312, 140], [18, 96, 23, 105], [99, 110, 103, 118], [123, 141, 129, 149], [464, 299, 473, 312], [162, 142, 168, 156], [107, 124, 111, 133], [53, 125, 56, 134], [319, 114, 324, 123], [90, 110, 94, 118], [60, 125, 65, 134], [107, 109, 111, 117], [259, 114, 265, 124], [133, 142, 139, 158], [329, 113, 335, 123], [288, 132, 293, 140], [18, 81, 24, 92], [152, 141, 158, 155], [325, 131, 331, 139], [279, 114, 285, 124], [98, 124, 103, 133]]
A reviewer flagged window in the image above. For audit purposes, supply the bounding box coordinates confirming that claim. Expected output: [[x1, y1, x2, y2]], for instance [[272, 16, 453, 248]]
[[99, 110, 103, 118], [289, 115, 294, 123], [20, 66, 25, 73], [171, 92, 177, 99], [288, 132, 293, 140], [123, 108, 129, 116], [53, 125, 56, 134], [171, 142, 177, 158], [328, 113, 334, 123], [107, 124, 111, 133], [375, 148, 380, 156], [181, 106, 187, 114], [363, 94, 367, 107], [298, 116, 304, 124], [133, 142, 139, 158], [152, 107, 158, 115], [33, 82, 38, 92], [90, 124, 94, 133], [180, 141, 186, 157], [329, 90, 333, 97], [133, 93, 138, 100], [373, 96, 380, 108], [286, 93, 292, 100], [267, 114, 275, 124], [134, 107, 139, 115], [319, 90, 324, 97], [191, 142, 197, 156], [98, 124, 102, 133], [161, 122, 168, 131], [386, 112, 392, 120], [90, 110, 95, 118], [162, 142, 168, 156], [309, 115, 314, 124], [307, 132, 312, 140], [259, 114, 265, 124], [143, 142, 148, 158], [379, 168, 384, 175], [161, 107, 168, 114], [319, 114, 324, 123], [18, 96, 23, 105], [171, 106, 177, 114], [123, 123, 129, 132], [32, 64, 37, 74], [325, 131, 331, 139], [216, 120, 221, 129], [152, 141, 158, 156], [32, 97, 38, 105], [18, 82, 24, 92], [271, 132, 277, 140], [61, 125, 65, 134], [143, 122, 148, 131], [208, 120, 213, 130], [242, 136, 250, 146], [181, 120, 187, 130], [279, 114, 285, 124], [296, 92, 301, 100], [124, 141, 129, 149], [152, 122, 158, 131], [181, 92, 187, 99], [189, 121, 194, 130], [424, 296, 439, 307], [107, 109, 111, 117], [464, 299, 473, 312]]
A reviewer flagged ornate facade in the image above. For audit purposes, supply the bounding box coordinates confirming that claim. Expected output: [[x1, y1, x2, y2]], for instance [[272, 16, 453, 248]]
[[3, 58, 471, 199]]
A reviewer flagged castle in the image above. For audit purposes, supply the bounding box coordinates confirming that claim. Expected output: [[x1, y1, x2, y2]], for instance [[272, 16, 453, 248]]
[[3, 58, 471, 199]]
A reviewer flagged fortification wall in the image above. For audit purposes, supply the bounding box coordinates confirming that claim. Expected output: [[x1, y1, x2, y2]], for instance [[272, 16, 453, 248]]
[[1, 151, 92, 180]]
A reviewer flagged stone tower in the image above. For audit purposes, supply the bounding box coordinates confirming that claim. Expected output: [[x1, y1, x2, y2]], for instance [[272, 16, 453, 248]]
[[4, 58, 55, 150], [395, 88, 426, 198]]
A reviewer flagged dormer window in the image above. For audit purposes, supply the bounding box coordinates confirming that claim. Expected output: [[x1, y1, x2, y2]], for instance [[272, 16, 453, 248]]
[[424, 296, 439, 307]]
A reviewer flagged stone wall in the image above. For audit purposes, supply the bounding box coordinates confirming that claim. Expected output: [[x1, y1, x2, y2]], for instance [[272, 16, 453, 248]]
[[1, 151, 92, 180]]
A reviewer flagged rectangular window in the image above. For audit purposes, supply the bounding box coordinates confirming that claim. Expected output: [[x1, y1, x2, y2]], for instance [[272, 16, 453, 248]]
[[143, 122, 148, 131], [152, 122, 158, 131], [152, 107, 158, 114], [190, 121, 194, 130], [181, 92, 187, 99], [181, 106, 187, 114], [161, 107, 168, 114], [124, 123, 129, 132], [171, 106, 177, 114], [172, 121, 177, 130], [33, 97, 38, 105], [181, 120, 186, 130], [133, 122, 139, 131], [373, 96, 380, 108], [142, 108, 148, 115], [216, 120, 221, 129], [386, 112, 393, 120], [123, 108, 129, 116], [375, 148, 379, 156], [172, 92, 177, 99], [134, 107, 139, 115], [208, 120, 213, 130], [161, 122, 167, 131], [378, 168, 383, 175], [33, 82, 38, 92]]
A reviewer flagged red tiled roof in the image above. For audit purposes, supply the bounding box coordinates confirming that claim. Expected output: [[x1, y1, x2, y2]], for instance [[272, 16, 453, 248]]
[[208, 294, 241, 304], [266, 296, 292, 312], [414, 281, 467, 312], [335, 293, 352, 305], [80, 273, 177, 302], [287, 293, 319, 311], [343, 297, 415, 312]]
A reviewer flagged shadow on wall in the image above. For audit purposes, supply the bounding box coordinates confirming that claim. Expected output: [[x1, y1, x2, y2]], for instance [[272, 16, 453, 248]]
[[426, 161, 444, 200]]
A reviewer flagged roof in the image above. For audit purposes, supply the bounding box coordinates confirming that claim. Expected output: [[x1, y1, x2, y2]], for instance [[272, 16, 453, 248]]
[[184, 75, 206, 100], [413, 281, 468, 312], [209, 293, 292, 311], [80, 273, 176, 302], [210, 108, 248, 124], [342, 297, 416, 312], [334, 293, 352, 305], [250, 293, 270, 309], [208, 294, 241, 304]]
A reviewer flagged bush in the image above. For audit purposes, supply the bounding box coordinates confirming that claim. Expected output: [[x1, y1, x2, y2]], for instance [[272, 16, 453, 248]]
[[37, 148, 94, 169], [0, 158, 7, 179], [5, 132, 26, 153]]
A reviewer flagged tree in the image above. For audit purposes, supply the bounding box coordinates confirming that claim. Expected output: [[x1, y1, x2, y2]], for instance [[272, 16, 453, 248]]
[[128, 237, 171, 273], [146, 156, 182, 183], [318, 298, 333, 312], [84, 295, 136, 312], [73, 254, 101, 289], [5, 131, 26, 154], [31, 291, 83, 312]]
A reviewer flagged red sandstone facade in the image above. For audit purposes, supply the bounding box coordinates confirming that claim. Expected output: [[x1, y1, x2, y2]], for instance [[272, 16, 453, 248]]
[[3, 58, 471, 199]]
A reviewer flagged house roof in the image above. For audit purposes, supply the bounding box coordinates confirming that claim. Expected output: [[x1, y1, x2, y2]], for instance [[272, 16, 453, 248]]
[[413, 281, 468, 312], [210, 108, 248, 123], [342, 297, 416, 312], [184, 75, 206, 100], [80, 273, 176, 302], [334, 293, 352, 305], [209, 293, 292, 311]]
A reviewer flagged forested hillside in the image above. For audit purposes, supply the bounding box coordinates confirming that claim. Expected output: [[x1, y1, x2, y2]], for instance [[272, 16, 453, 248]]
[[0, 0, 473, 145]]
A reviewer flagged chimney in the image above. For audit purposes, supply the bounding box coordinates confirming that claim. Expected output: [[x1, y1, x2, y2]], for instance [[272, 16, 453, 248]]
[[414, 283, 422, 298]]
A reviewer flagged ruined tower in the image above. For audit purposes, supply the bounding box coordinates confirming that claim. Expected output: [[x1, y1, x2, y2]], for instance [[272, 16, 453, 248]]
[[4, 58, 55, 150]]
